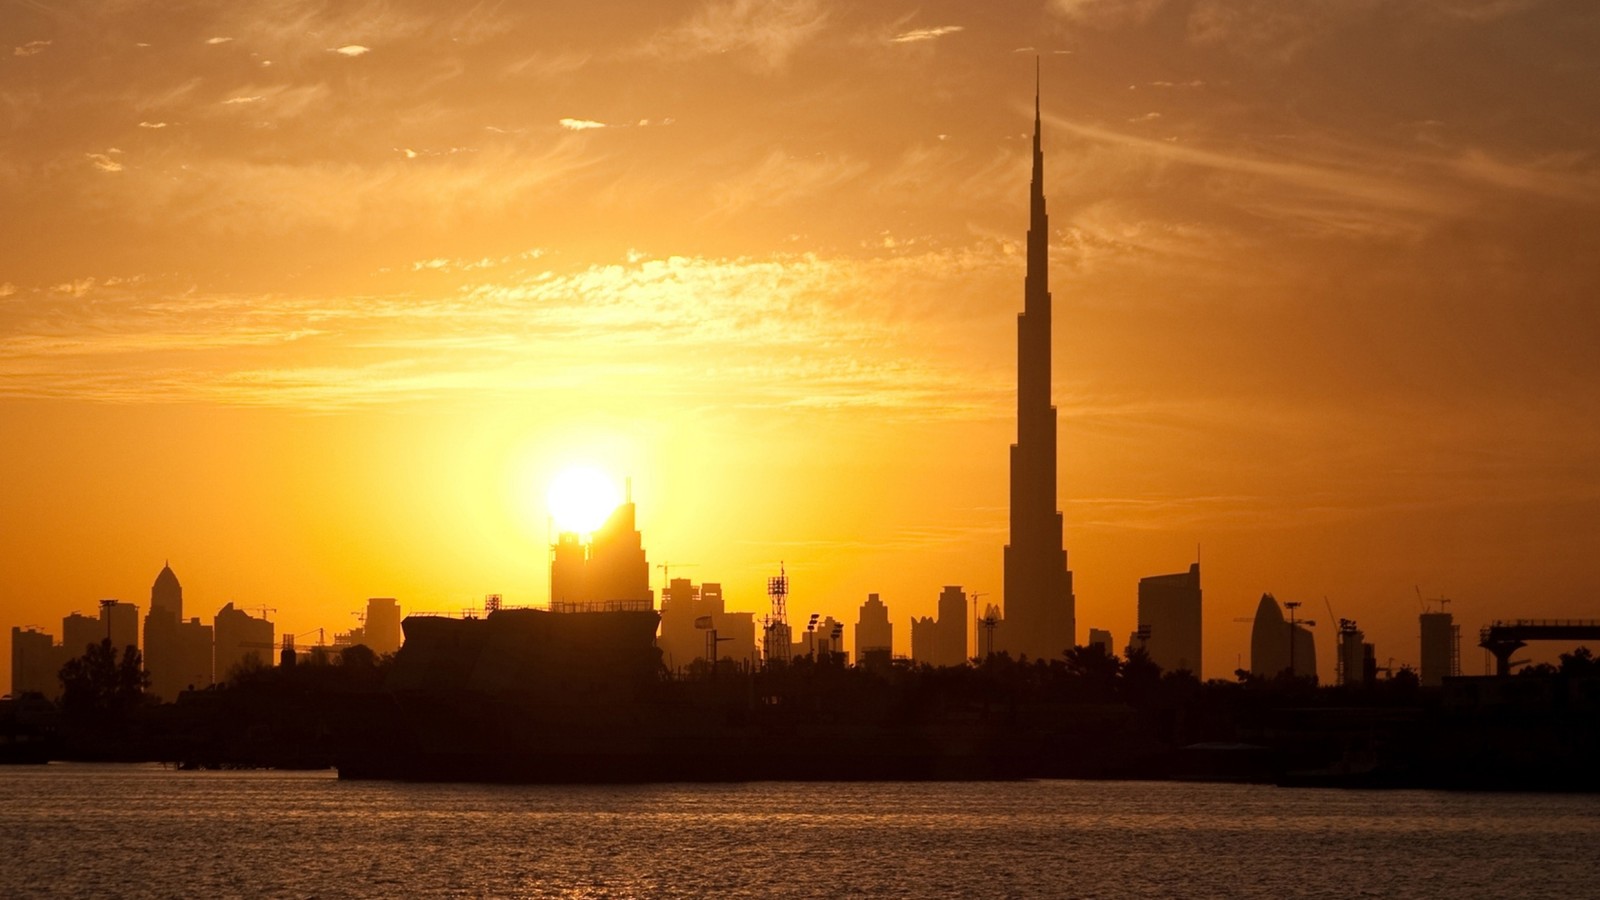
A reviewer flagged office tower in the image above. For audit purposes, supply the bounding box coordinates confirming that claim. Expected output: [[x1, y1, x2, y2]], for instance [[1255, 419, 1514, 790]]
[[151, 562, 182, 620], [1002, 69, 1075, 662], [144, 563, 185, 701], [102, 601, 139, 656], [10, 627, 62, 698], [549, 483, 652, 612], [61, 612, 101, 660], [1137, 563, 1202, 676], [937, 586, 967, 666], [1249, 593, 1316, 680], [855, 593, 893, 665]]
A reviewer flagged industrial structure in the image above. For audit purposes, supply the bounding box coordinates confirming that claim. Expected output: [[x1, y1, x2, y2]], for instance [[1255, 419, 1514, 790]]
[[1419, 602, 1461, 686]]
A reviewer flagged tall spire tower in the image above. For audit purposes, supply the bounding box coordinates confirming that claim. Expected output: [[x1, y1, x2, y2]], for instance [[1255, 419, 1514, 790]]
[[1001, 63, 1075, 660]]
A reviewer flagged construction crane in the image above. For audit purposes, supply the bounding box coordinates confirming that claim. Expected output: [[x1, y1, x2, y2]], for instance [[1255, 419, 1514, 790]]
[[656, 562, 697, 590], [1284, 601, 1315, 676]]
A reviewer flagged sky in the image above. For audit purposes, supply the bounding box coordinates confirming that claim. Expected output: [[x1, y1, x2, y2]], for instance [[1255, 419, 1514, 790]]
[[3, 0, 1599, 689]]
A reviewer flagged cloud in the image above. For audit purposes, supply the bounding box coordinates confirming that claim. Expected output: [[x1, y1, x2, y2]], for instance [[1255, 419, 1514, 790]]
[[206, 37, 234, 45], [710, 150, 870, 218], [223, 96, 263, 105], [890, 25, 964, 44], [647, 0, 828, 73], [559, 118, 607, 131], [1049, 0, 1169, 27], [332, 45, 371, 57], [0, 248, 1015, 413], [138, 121, 169, 129], [13, 41, 51, 58], [0, 283, 15, 298], [86, 153, 123, 173]]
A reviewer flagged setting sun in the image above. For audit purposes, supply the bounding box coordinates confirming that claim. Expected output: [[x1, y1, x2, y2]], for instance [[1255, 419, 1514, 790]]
[[547, 465, 622, 535]]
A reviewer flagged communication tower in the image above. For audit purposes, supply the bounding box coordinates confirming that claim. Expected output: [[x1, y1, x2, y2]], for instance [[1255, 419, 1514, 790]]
[[763, 564, 791, 665]]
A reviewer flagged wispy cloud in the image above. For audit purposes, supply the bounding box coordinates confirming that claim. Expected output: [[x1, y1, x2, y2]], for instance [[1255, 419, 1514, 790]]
[[13, 40, 51, 58], [205, 36, 233, 45], [0, 248, 1015, 412], [646, 0, 829, 72], [86, 153, 123, 173], [890, 25, 964, 44], [331, 45, 370, 57], [559, 117, 607, 131]]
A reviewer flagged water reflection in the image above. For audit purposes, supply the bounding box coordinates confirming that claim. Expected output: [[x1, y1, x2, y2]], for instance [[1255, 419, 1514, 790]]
[[2, 765, 1597, 898]]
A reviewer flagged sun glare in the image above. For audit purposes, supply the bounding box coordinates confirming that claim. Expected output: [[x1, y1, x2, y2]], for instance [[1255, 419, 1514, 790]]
[[547, 465, 622, 535]]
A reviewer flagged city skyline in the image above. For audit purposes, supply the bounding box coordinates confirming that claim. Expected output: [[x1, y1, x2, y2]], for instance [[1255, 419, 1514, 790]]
[[4, 1, 1600, 690]]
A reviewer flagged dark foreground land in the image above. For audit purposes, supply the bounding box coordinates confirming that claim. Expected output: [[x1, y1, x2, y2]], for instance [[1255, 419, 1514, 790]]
[[6, 610, 1599, 790]]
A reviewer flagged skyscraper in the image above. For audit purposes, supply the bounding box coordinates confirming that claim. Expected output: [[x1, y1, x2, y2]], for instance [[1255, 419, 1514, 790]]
[[854, 593, 892, 666], [937, 585, 967, 667], [549, 482, 652, 612], [145, 563, 186, 700], [1250, 593, 1316, 681], [1137, 564, 1202, 677], [1002, 66, 1075, 662]]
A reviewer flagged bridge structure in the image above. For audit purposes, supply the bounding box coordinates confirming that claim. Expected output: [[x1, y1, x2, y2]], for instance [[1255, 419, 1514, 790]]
[[1478, 619, 1600, 676]]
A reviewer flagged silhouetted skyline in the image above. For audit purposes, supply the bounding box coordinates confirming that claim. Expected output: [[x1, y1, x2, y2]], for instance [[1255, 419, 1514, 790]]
[[3, 3, 1600, 691]]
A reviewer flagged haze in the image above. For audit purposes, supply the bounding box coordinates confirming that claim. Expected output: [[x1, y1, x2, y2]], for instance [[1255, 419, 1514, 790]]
[[3, 0, 1598, 687]]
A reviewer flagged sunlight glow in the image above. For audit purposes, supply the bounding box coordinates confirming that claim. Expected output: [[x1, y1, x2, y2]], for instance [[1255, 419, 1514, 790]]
[[547, 465, 622, 535]]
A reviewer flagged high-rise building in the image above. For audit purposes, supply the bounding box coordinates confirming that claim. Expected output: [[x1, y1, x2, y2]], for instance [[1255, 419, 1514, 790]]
[[1137, 564, 1202, 677], [1419, 610, 1459, 686], [1001, 68, 1075, 663], [145, 563, 186, 700], [214, 602, 274, 683], [60, 604, 135, 661], [151, 562, 182, 620], [174, 617, 214, 693], [658, 578, 755, 671], [10, 627, 63, 698], [1249, 593, 1316, 681], [1087, 628, 1113, 656], [102, 601, 139, 656], [910, 615, 938, 666], [61, 612, 100, 660], [549, 483, 652, 612], [937, 586, 967, 667], [363, 598, 403, 655], [855, 593, 893, 665]]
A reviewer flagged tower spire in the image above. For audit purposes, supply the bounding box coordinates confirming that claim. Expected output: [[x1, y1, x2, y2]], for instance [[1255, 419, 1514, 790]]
[[1004, 63, 1074, 663]]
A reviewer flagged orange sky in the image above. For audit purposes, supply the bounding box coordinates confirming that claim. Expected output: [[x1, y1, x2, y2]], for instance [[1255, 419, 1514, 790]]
[[4, 0, 1599, 689]]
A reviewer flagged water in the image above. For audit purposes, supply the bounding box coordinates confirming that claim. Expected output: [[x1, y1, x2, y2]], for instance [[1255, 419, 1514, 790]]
[[2, 765, 1598, 898]]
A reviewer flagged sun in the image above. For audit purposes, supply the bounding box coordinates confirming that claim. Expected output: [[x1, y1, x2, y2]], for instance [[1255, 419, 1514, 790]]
[[546, 465, 622, 535]]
